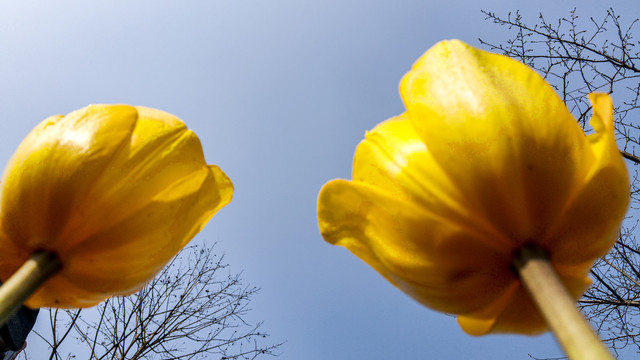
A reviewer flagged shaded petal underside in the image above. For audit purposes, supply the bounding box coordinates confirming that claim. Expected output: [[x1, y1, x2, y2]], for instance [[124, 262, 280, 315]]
[[318, 179, 515, 314], [61, 165, 232, 296], [457, 272, 590, 335]]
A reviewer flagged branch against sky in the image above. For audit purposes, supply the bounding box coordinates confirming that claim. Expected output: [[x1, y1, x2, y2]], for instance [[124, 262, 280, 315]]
[[20, 244, 282, 360]]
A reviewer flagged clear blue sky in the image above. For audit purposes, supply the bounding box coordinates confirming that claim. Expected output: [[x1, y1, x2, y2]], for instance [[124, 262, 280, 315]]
[[0, 1, 638, 359]]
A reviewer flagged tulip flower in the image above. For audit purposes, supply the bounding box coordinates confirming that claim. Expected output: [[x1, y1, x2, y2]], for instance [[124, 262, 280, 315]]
[[318, 40, 628, 358], [0, 104, 232, 313]]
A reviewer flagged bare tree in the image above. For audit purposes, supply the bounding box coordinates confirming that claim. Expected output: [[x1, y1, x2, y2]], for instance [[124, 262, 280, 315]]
[[17, 244, 281, 360], [481, 8, 640, 355]]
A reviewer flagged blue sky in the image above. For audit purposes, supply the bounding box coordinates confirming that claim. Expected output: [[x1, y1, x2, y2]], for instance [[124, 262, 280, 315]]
[[1, 1, 638, 359]]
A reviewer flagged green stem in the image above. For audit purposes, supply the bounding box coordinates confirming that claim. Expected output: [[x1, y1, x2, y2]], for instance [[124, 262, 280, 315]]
[[0, 251, 62, 326], [513, 244, 614, 360]]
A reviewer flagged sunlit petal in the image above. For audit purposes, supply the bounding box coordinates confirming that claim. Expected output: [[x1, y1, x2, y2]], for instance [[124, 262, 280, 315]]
[[400, 40, 589, 242]]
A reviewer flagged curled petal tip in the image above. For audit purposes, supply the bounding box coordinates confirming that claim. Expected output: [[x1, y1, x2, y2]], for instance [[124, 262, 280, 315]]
[[588, 93, 614, 134]]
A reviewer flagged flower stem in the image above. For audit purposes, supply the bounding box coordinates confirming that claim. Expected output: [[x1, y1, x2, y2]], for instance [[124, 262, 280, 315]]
[[0, 251, 62, 326], [512, 244, 614, 360]]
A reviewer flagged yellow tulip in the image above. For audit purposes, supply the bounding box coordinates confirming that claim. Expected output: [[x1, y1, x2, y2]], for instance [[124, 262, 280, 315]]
[[317, 40, 629, 335], [0, 105, 233, 308]]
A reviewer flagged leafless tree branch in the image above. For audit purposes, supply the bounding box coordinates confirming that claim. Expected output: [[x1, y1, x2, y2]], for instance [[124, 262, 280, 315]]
[[19, 244, 282, 360]]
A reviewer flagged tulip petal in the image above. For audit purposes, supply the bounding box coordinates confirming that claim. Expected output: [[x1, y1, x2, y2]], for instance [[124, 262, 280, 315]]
[[400, 40, 589, 243], [25, 273, 108, 309], [352, 114, 513, 252], [0, 105, 138, 251], [352, 114, 426, 202], [545, 93, 630, 264], [457, 273, 590, 335], [59, 165, 232, 297], [24, 167, 232, 308], [318, 179, 515, 314], [58, 107, 217, 252]]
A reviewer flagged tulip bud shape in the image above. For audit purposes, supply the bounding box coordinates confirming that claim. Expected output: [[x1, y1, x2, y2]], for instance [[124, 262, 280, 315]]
[[0, 105, 233, 308], [318, 40, 629, 335]]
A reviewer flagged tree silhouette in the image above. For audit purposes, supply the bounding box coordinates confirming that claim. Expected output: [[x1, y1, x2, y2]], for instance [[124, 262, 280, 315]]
[[19, 244, 281, 360]]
